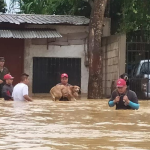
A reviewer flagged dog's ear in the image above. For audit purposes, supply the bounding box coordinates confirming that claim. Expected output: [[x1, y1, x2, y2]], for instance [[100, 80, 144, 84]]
[[124, 75, 128, 81], [120, 73, 128, 81], [120, 73, 125, 79]]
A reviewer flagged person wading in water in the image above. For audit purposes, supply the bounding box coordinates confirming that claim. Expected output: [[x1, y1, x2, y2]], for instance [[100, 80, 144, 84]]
[[0, 57, 9, 98], [108, 78, 139, 110]]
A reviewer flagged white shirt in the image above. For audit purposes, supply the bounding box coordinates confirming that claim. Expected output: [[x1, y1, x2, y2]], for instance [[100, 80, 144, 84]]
[[12, 83, 28, 101]]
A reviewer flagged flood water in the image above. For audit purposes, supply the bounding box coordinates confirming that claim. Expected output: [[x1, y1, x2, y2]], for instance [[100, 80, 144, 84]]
[[0, 97, 150, 150]]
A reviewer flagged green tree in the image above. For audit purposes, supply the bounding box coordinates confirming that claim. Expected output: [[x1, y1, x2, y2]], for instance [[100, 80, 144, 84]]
[[120, 0, 150, 33], [110, 0, 150, 34], [10, 0, 91, 17], [0, 0, 6, 13]]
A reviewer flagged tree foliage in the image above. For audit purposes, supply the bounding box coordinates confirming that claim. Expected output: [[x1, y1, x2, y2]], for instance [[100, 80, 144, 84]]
[[10, 0, 91, 17], [121, 0, 150, 32], [10, 0, 150, 33], [110, 0, 150, 33], [0, 0, 6, 13]]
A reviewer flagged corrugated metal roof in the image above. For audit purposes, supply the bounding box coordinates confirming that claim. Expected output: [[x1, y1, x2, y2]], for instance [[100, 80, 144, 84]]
[[0, 29, 62, 39], [0, 14, 89, 25]]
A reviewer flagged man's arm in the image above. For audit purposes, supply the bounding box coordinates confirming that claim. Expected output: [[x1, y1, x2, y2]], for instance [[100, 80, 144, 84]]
[[23, 86, 32, 101], [108, 101, 115, 107], [108, 90, 118, 107], [2, 86, 12, 100], [128, 101, 139, 110], [128, 92, 139, 109], [23, 95, 32, 101], [124, 92, 139, 110]]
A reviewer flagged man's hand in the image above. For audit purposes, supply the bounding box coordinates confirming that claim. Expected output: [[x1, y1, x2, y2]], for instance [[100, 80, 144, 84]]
[[0, 80, 3, 84], [24, 95, 33, 102], [123, 95, 130, 105], [113, 96, 120, 103]]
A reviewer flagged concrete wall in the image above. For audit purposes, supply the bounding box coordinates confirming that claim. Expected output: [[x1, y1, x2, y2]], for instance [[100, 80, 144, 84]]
[[102, 18, 111, 37], [24, 25, 89, 94], [102, 34, 126, 97]]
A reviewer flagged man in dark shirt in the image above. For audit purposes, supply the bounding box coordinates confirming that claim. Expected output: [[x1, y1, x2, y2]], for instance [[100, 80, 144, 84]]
[[2, 74, 14, 101], [0, 57, 9, 98], [108, 78, 139, 110]]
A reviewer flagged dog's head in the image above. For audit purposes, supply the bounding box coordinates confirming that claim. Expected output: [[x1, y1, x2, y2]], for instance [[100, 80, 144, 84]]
[[120, 73, 128, 81], [70, 86, 80, 93]]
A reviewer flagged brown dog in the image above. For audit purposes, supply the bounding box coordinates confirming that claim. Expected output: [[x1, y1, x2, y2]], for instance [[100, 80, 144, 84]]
[[50, 85, 80, 101]]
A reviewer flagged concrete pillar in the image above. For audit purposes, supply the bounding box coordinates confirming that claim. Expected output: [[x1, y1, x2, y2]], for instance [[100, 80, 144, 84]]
[[118, 34, 126, 76]]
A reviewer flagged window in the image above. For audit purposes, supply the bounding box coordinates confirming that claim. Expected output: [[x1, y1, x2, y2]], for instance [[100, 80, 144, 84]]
[[32, 57, 81, 93], [140, 62, 150, 74], [132, 64, 138, 77]]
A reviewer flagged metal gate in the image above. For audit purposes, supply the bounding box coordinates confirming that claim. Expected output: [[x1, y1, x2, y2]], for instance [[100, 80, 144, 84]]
[[126, 42, 150, 99], [33, 57, 81, 93]]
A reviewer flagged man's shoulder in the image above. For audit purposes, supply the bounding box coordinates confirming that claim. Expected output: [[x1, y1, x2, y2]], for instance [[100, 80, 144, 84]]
[[128, 90, 137, 96], [3, 84, 13, 90], [10, 85, 14, 88], [56, 83, 71, 86], [111, 89, 118, 96], [2, 84, 7, 89], [2, 84, 10, 92], [14, 83, 27, 88]]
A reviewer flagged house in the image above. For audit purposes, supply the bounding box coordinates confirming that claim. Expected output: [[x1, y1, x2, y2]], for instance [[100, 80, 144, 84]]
[[0, 14, 125, 97]]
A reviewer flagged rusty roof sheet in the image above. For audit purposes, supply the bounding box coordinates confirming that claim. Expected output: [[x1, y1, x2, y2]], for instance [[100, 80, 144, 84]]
[[0, 29, 62, 39], [0, 14, 89, 25]]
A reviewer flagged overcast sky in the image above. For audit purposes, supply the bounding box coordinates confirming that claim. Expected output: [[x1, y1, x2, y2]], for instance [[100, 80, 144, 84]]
[[5, 0, 9, 9], [5, 0, 11, 13], [5, 0, 19, 13]]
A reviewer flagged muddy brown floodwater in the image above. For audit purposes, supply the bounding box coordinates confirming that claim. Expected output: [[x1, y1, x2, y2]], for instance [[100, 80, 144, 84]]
[[0, 97, 150, 150]]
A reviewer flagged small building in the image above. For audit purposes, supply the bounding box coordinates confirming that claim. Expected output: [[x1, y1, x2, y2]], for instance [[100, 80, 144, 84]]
[[0, 14, 125, 97]]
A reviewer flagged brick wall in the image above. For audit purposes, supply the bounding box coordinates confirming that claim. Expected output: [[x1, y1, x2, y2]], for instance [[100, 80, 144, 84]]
[[102, 34, 126, 97]]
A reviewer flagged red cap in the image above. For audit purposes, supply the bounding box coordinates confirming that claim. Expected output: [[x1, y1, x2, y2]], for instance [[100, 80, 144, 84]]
[[116, 78, 126, 87], [61, 73, 68, 78], [4, 74, 14, 80]]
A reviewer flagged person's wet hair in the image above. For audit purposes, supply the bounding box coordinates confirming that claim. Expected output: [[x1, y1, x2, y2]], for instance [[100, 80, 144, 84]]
[[21, 73, 29, 81]]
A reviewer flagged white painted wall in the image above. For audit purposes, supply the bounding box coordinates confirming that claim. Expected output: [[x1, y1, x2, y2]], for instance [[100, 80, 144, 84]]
[[24, 26, 89, 94]]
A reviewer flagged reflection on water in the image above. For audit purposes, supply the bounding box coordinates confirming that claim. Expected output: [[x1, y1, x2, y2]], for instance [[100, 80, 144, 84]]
[[0, 97, 150, 150]]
